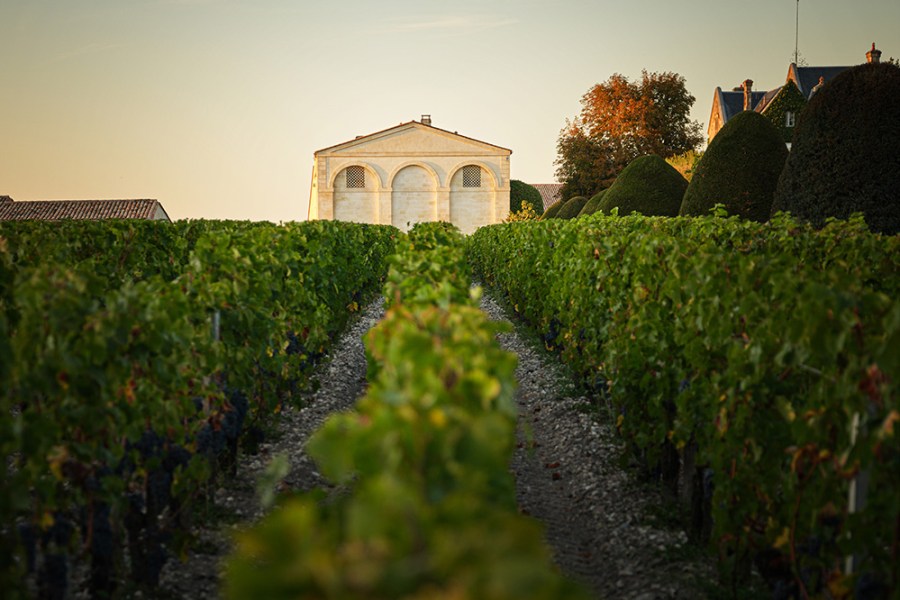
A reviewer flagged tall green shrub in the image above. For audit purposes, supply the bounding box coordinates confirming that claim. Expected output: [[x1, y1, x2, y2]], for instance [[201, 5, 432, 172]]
[[556, 196, 589, 219], [579, 190, 607, 216], [509, 180, 543, 214], [680, 111, 788, 222], [541, 199, 565, 220], [771, 62, 900, 234], [598, 155, 687, 217]]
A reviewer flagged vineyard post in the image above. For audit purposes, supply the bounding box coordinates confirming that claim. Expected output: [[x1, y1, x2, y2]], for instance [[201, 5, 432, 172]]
[[212, 311, 221, 342], [845, 411, 870, 576]]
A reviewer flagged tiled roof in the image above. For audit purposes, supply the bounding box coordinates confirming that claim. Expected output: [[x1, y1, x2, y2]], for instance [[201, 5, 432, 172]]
[[790, 65, 852, 98], [0, 199, 170, 221], [754, 87, 782, 113], [719, 89, 769, 121], [531, 183, 563, 211]]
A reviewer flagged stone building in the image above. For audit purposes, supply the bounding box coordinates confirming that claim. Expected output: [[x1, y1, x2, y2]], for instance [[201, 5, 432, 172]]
[[705, 44, 884, 145], [308, 116, 511, 234]]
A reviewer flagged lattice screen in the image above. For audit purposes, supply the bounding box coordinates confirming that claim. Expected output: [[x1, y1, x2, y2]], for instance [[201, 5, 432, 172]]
[[346, 166, 365, 188], [462, 165, 481, 188]]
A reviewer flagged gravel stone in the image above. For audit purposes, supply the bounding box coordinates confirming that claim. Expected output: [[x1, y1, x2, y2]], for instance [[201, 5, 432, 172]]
[[148, 289, 716, 598], [480, 289, 715, 599]]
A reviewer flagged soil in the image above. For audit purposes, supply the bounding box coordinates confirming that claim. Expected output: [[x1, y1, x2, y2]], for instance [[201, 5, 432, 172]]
[[145, 291, 721, 599]]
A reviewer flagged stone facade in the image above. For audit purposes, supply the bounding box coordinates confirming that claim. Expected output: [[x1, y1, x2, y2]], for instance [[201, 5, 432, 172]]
[[309, 119, 511, 234]]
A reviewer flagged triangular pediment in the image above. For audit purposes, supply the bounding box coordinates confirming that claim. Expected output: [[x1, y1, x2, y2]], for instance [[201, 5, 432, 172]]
[[316, 122, 510, 157]]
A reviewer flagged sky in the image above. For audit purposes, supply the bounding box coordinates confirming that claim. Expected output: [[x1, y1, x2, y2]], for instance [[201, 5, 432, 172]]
[[1, 0, 897, 222]]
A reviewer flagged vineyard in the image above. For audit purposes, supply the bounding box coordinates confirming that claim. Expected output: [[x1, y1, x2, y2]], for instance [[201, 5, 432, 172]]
[[0, 219, 396, 598], [470, 212, 899, 598], [1, 214, 898, 598]]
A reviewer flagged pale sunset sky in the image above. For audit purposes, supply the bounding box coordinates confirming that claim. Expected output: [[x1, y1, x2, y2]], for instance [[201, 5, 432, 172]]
[[2, 0, 897, 222]]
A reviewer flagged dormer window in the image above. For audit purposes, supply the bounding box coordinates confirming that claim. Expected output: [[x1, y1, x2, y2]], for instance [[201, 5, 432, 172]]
[[785, 111, 796, 128], [462, 165, 481, 188], [346, 166, 365, 188]]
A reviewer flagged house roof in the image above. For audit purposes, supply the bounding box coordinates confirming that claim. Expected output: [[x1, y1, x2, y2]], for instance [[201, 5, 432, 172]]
[[314, 119, 512, 155], [531, 183, 564, 211], [717, 88, 769, 122], [0, 198, 170, 222], [788, 64, 852, 98], [753, 86, 783, 113]]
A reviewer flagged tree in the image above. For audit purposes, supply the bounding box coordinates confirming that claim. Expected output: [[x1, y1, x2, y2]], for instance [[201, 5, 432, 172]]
[[555, 71, 703, 199]]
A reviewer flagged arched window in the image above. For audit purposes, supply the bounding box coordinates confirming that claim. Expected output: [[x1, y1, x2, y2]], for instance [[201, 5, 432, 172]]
[[462, 165, 481, 188], [346, 165, 365, 188]]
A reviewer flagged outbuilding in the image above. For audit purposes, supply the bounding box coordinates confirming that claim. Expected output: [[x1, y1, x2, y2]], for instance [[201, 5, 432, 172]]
[[308, 116, 511, 234]]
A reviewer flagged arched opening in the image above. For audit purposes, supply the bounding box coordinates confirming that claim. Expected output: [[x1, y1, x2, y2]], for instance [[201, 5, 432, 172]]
[[391, 165, 437, 232], [449, 164, 496, 234], [334, 165, 378, 224]]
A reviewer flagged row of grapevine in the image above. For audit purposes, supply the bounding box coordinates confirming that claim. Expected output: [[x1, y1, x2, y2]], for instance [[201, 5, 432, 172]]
[[225, 222, 591, 599], [0, 219, 396, 598], [468, 213, 899, 597]]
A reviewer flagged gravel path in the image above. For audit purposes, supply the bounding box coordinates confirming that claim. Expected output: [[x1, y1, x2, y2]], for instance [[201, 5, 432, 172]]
[[156, 298, 385, 599], [155, 291, 717, 599], [481, 289, 715, 599]]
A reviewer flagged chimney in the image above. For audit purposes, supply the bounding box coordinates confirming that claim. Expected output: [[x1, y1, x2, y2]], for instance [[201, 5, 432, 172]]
[[421, 114, 432, 126], [866, 42, 882, 64], [741, 79, 754, 111]]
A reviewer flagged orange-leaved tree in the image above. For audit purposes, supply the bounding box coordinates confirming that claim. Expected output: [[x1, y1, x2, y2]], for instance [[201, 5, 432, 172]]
[[555, 71, 702, 200]]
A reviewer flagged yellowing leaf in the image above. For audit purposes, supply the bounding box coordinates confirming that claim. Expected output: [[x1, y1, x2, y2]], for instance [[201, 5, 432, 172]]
[[773, 527, 791, 549], [428, 408, 447, 429], [40, 512, 55, 530], [880, 410, 899, 438], [47, 445, 68, 481]]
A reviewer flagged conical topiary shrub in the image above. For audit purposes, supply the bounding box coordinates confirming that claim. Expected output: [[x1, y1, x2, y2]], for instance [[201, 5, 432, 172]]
[[598, 155, 687, 217], [556, 196, 589, 219], [680, 111, 787, 221], [771, 62, 900, 234], [541, 199, 564, 219], [510, 180, 543, 214], [578, 190, 607, 216]]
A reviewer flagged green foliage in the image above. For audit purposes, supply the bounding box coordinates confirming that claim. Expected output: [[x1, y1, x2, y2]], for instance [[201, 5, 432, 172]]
[[0, 220, 397, 597], [556, 196, 589, 219], [578, 190, 607, 216], [772, 62, 900, 234], [540, 199, 565, 220], [226, 221, 589, 599], [665, 150, 703, 181], [469, 214, 900, 594], [556, 70, 703, 199], [506, 203, 540, 222], [681, 111, 788, 222], [759, 79, 807, 144], [509, 180, 543, 214], [383, 222, 472, 309], [597, 155, 687, 217]]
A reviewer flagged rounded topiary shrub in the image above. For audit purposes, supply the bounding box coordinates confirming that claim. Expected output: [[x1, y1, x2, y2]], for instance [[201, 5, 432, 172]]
[[680, 111, 787, 221], [541, 200, 565, 219], [598, 155, 687, 217], [509, 180, 543, 214], [579, 190, 607, 216], [771, 62, 900, 234], [556, 196, 589, 219]]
